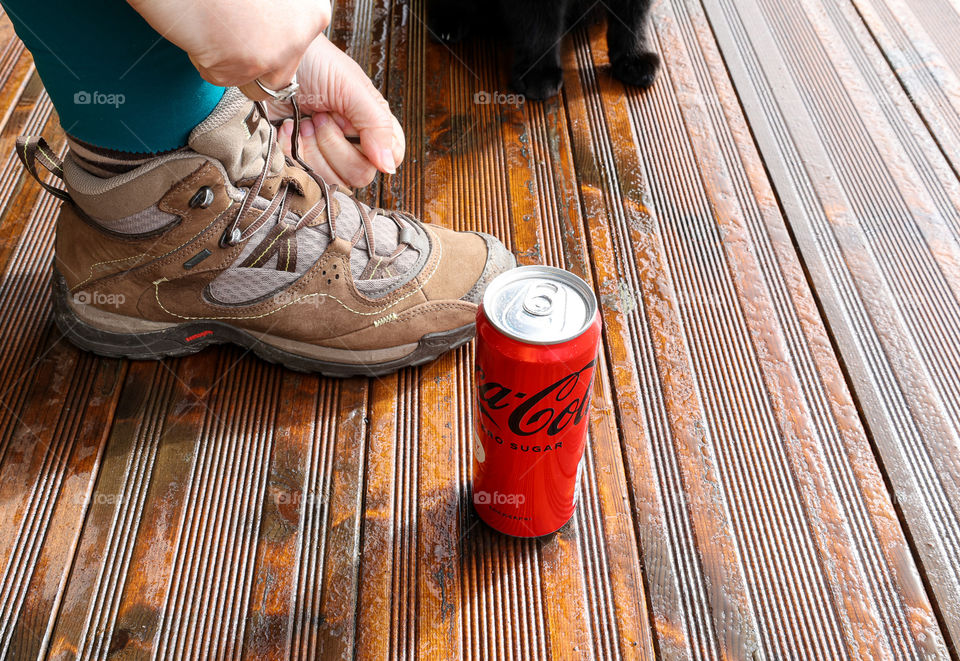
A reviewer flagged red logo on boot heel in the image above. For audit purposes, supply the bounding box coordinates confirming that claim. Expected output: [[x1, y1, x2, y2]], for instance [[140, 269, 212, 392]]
[[185, 330, 213, 342]]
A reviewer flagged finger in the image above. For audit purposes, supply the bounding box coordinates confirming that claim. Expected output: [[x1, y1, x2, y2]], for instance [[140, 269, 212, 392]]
[[307, 113, 378, 188], [316, 0, 333, 31], [277, 119, 347, 187], [330, 115, 363, 148], [259, 61, 302, 95], [333, 111, 403, 173], [340, 113, 404, 166], [280, 118, 350, 187], [331, 113, 353, 133], [355, 99, 399, 175], [354, 102, 405, 170], [331, 116, 364, 150], [277, 119, 297, 161]]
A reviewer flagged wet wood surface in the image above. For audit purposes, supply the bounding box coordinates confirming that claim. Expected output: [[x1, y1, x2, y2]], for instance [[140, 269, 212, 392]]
[[1, 0, 959, 658]]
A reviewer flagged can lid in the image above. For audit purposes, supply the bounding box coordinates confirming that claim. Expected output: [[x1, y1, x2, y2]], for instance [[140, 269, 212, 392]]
[[482, 265, 598, 345]]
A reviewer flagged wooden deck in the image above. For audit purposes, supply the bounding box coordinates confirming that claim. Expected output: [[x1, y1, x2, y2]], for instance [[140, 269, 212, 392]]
[[2, 0, 960, 658]]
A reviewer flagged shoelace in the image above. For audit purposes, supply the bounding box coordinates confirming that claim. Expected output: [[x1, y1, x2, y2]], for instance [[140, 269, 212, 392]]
[[219, 99, 415, 279]]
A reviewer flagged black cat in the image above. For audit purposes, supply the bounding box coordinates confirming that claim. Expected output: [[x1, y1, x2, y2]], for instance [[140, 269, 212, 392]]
[[427, 0, 659, 99]]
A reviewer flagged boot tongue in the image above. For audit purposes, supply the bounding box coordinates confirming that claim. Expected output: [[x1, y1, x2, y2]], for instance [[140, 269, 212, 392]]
[[187, 87, 282, 183]]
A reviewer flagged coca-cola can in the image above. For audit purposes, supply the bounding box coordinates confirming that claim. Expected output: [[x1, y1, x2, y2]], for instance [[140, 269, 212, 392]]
[[472, 265, 602, 537]]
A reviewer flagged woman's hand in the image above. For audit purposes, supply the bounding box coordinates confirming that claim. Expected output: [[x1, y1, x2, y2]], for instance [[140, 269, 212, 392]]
[[127, 0, 331, 90], [271, 34, 405, 188]]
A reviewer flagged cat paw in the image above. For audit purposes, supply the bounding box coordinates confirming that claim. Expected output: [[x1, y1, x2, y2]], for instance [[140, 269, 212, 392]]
[[512, 66, 564, 100], [611, 51, 660, 89]]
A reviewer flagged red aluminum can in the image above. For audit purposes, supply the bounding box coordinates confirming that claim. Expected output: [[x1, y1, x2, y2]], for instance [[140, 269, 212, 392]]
[[472, 265, 602, 537]]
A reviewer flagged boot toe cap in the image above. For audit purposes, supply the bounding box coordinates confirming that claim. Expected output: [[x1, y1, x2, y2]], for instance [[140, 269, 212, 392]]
[[460, 232, 517, 304]]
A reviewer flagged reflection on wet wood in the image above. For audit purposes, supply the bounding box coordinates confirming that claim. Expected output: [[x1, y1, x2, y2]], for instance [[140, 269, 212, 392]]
[[1, 0, 958, 658]]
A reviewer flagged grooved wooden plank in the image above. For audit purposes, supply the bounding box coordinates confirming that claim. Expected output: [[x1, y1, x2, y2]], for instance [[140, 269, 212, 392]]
[[849, 0, 960, 173], [565, 20, 762, 658], [106, 357, 239, 660], [43, 361, 170, 660], [285, 378, 347, 661], [354, 373, 400, 661], [309, 379, 368, 659], [0, 99, 61, 459], [240, 371, 318, 661], [0, 75, 55, 272], [150, 360, 280, 660], [0, 24, 32, 143], [415, 354, 463, 660], [0, 348, 124, 660], [700, 0, 960, 649]]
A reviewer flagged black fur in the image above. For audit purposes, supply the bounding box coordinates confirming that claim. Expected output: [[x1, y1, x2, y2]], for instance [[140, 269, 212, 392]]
[[427, 0, 659, 99]]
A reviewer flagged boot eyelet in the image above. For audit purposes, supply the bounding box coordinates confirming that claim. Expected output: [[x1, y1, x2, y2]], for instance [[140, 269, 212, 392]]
[[219, 226, 241, 248], [189, 186, 215, 209]]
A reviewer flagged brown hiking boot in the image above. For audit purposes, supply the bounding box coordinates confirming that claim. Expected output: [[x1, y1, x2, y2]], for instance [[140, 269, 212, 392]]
[[18, 89, 515, 376]]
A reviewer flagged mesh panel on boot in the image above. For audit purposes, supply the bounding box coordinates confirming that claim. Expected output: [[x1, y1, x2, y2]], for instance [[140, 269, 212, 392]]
[[296, 226, 330, 268], [207, 268, 299, 304], [332, 193, 420, 295]]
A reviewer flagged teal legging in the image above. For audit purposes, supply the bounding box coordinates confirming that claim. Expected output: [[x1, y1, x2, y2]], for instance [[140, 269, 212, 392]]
[[1, 0, 225, 152]]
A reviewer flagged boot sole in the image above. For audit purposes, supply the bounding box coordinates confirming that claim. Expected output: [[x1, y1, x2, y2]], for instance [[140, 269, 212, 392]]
[[52, 272, 475, 378]]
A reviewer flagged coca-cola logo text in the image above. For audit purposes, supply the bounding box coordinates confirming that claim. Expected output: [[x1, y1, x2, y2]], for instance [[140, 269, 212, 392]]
[[476, 359, 596, 437]]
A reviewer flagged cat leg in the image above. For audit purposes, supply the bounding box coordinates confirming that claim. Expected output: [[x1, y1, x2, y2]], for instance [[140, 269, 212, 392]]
[[502, 0, 566, 99], [606, 0, 660, 89]]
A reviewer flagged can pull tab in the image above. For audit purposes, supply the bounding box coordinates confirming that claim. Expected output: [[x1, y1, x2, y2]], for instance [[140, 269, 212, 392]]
[[522, 282, 560, 316]]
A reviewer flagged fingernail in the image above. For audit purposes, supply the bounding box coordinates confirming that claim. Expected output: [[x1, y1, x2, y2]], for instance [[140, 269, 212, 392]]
[[380, 148, 397, 174], [281, 120, 293, 137], [300, 119, 315, 138], [313, 113, 329, 129]]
